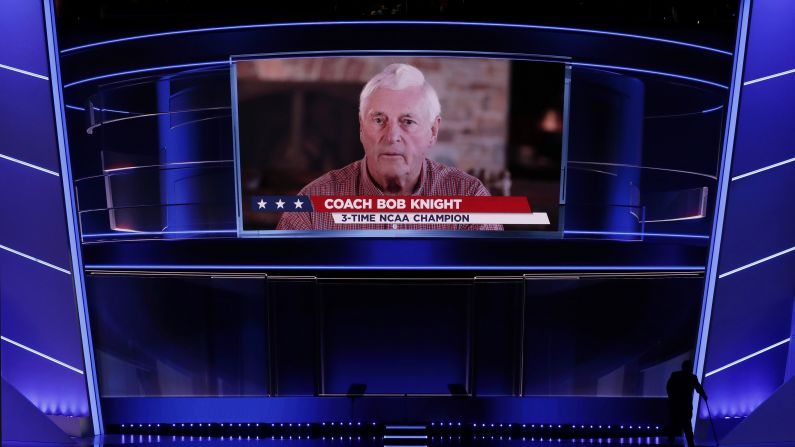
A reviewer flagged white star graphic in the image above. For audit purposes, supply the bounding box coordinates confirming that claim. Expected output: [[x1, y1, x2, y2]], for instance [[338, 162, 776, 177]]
[[293, 199, 304, 209], [275, 199, 285, 209], [257, 199, 267, 209]]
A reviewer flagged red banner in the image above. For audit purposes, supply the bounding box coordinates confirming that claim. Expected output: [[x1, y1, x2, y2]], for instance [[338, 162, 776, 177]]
[[309, 196, 532, 213]]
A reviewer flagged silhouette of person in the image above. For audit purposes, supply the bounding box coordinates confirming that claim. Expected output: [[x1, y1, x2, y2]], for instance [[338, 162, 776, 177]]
[[666, 360, 707, 447]]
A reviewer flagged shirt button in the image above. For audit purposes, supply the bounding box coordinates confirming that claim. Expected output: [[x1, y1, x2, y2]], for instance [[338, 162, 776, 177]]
[[392, 224, 398, 229]]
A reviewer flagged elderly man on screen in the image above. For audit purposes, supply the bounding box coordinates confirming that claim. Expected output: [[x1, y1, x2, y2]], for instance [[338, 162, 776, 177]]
[[277, 63, 502, 231]]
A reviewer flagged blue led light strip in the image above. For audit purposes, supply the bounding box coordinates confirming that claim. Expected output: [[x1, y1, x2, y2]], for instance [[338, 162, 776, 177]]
[[567, 160, 717, 179], [384, 435, 428, 439], [0, 153, 60, 176], [704, 338, 791, 378], [0, 243, 70, 274], [564, 230, 709, 240], [64, 59, 726, 94], [63, 60, 229, 89], [718, 244, 795, 279], [84, 264, 705, 271], [44, 0, 103, 434], [59, 21, 733, 56], [233, 49, 570, 61], [692, 0, 752, 430], [0, 62, 49, 80], [570, 62, 728, 89], [743, 67, 795, 86], [82, 229, 236, 238], [1, 336, 84, 374], [701, 105, 724, 114], [731, 156, 795, 181]]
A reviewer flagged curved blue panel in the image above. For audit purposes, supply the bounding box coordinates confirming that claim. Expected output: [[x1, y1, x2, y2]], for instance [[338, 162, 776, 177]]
[[58, 22, 732, 99]]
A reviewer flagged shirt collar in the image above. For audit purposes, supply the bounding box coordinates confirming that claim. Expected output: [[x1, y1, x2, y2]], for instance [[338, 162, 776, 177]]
[[359, 156, 427, 195]]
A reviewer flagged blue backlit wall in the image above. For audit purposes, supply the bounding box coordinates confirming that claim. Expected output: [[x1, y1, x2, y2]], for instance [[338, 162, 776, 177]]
[[696, 0, 795, 442], [0, 0, 98, 439]]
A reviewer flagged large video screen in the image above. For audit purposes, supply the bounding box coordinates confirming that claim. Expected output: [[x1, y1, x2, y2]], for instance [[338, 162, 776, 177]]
[[234, 56, 567, 234]]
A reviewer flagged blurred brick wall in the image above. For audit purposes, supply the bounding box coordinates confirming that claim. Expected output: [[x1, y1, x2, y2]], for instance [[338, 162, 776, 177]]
[[237, 57, 509, 174]]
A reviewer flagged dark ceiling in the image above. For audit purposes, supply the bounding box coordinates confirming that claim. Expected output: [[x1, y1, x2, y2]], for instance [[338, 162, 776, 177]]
[[56, 0, 741, 50]]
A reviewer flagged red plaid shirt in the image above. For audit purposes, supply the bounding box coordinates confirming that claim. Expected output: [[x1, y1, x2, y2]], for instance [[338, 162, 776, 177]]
[[277, 157, 503, 231]]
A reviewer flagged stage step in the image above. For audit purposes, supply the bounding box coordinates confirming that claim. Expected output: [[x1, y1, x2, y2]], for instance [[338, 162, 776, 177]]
[[383, 425, 428, 446]]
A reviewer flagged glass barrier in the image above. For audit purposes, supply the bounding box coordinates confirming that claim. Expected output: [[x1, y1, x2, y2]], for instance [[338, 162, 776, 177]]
[[86, 275, 269, 397], [84, 274, 703, 398], [523, 274, 704, 397]]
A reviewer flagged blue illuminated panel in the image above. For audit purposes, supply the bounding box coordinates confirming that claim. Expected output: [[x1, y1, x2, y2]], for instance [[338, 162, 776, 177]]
[[0, 251, 83, 368], [717, 161, 795, 272], [731, 73, 795, 176], [0, 0, 93, 438], [742, 0, 795, 82], [0, 162, 71, 269], [0, 0, 49, 75], [696, 0, 795, 440], [0, 62, 60, 172]]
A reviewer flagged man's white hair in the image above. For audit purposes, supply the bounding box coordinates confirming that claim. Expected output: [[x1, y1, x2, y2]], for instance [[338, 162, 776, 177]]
[[359, 63, 441, 121]]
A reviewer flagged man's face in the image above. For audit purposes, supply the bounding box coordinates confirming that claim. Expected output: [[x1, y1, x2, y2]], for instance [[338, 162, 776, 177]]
[[360, 86, 440, 192]]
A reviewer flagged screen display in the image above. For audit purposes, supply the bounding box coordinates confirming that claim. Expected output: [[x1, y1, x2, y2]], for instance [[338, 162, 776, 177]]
[[234, 56, 567, 234]]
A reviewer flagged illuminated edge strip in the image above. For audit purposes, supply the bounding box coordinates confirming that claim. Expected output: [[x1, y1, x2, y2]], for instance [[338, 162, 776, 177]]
[[643, 215, 705, 224], [59, 21, 733, 56], [564, 230, 709, 239], [0, 153, 60, 176], [385, 426, 426, 429], [718, 244, 795, 279], [692, 0, 751, 430], [86, 106, 230, 133], [62, 51, 559, 91], [62, 60, 229, 88], [0, 243, 70, 274], [704, 338, 791, 377], [67, 104, 134, 115], [1, 336, 84, 374], [231, 61, 245, 238], [744, 67, 795, 86], [232, 49, 570, 61], [63, 59, 727, 94], [384, 435, 427, 439], [103, 159, 233, 174], [82, 229, 236, 238], [570, 62, 728, 90], [84, 264, 705, 271], [701, 105, 725, 114], [731, 156, 795, 181], [0, 62, 49, 80], [43, 0, 103, 434], [568, 160, 717, 180]]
